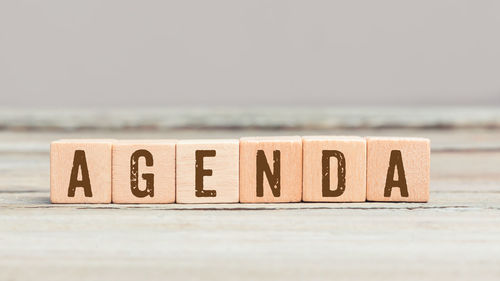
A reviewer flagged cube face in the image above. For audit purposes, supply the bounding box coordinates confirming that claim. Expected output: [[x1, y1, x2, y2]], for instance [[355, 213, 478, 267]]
[[302, 136, 366, 202], [112, 140, 176, 204], [50, 140, 113, 203], [176, 140, 239, 203], [366, 137, 430, 202], [239, 136, 302, 203]]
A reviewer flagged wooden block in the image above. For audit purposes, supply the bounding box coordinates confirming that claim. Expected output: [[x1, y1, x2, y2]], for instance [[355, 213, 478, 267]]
[[50, 139, 113, 203], [302, 136, 366, 202], [239, 136, 302, 203], [112, 140, 176, 204], [366, 137, 430, 202], [176, 139, 239, 203]]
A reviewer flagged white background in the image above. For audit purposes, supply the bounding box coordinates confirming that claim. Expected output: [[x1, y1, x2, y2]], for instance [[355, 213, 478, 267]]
[[1, 0, 499, 106]]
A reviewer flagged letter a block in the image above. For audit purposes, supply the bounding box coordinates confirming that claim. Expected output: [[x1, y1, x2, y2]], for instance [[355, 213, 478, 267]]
[[366, 137, 430, 202], [302, 136, 366, 202], [112, 140, 176, 203], [176, 140, 239, 203], [240, 136, 302, 203], [50, 140, 113, 203]]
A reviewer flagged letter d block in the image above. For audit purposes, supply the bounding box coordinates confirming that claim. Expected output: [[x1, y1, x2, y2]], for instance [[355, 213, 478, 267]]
[[50, 140, 113, 203], [240, 136, 302, 203], [176, 140, 239, 203], [302, 136, 366, 202], [112, 140, 176, 203], [366, 137, 430, 202]]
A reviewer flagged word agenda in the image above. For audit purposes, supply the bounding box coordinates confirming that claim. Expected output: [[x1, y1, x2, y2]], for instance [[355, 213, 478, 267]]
[[50, 136, 430, 204]]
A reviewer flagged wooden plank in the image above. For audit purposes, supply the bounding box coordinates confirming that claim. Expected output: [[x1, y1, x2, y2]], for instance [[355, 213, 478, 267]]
[[1, 192, 499, 281], [0, 124, 499, 280], [1, 107, 499, 130]]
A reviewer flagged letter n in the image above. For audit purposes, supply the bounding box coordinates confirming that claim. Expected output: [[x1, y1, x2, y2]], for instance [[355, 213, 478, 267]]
[[256, 150, 280, 197]]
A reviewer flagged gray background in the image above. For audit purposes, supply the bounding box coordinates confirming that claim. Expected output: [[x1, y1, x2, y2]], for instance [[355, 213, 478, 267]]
[[1, 0, 499, 107]]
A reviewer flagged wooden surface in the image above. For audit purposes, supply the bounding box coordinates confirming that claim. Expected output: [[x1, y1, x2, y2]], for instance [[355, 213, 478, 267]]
[[1, 107, 499, 281]]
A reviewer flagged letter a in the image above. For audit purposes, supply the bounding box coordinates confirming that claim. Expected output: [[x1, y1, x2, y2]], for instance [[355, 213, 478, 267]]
[[68, 150, 92, 197], [384, 150, 409, 197]]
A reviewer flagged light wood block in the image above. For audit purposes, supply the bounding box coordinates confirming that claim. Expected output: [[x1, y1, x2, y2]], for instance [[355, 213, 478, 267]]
[[176, 139, 239, 203], [366, 137, 430, 202], [302, 136, 366, 202], [50, 139, 113, 203], [112, 140, 176, 204], [240, 136, 302, 203]]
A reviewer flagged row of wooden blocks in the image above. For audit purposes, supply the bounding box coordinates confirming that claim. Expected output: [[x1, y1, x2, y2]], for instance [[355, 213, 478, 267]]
[[50, 136, 430, 204]]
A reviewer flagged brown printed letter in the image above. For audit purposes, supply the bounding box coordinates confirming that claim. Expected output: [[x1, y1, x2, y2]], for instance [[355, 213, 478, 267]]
[[256, 150, 281, 197], [195, 150, 217, 197], [384, 150, 409, 197], [68, 150, 92, 197], [322, 150, 346, 197], [130, 149, 154, 198]]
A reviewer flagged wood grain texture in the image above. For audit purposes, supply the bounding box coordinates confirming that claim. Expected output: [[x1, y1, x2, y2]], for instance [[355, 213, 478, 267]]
[[366, 137, 430, 202], [176, 139, 239, 203], [302, 136, 366, 202], [240, 136, 302, 203], [2, 111, 500, 281], [112, 140, 176, 203], [50, 139, 113, 203], [2, 107, 499, 131]]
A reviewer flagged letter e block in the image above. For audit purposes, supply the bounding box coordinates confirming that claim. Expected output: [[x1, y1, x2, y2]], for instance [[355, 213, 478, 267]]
[[302, 136, 366, 202], [240, 136, 302, 203], [50, 139, 113, 203], [176, 140, 239, 203], [366, 137, 430, 202], [112, 140, 176, 203]]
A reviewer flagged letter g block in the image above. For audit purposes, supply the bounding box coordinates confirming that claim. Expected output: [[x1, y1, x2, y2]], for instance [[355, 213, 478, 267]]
[[112, 140, 176, 204]]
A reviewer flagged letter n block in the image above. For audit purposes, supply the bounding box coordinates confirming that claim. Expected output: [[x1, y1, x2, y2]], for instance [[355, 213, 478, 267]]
[[240, 136, 302, 203], [50, 139, 113, 203], [176, 140, 239, 203], [366, 137, 430, 202], [302, 136, 366, 202], [112, 140, 176, 203]]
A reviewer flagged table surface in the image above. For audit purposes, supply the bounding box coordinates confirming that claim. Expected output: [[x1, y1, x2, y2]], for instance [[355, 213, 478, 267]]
[[1, 107, 499, 281]]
